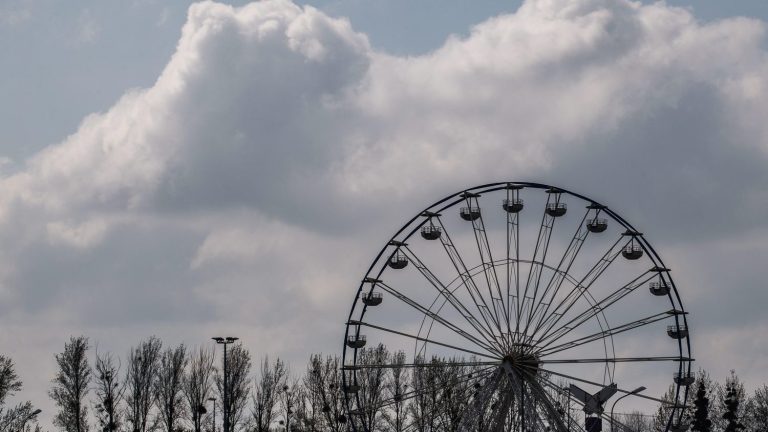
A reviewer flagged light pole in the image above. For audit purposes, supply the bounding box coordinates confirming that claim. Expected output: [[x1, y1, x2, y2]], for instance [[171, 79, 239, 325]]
[[212, 337, 238, 432], [282, 385, 292, 432], [207, 397, 216, 432], [610, 386, 646, 432], [20, 409, 42, 431]]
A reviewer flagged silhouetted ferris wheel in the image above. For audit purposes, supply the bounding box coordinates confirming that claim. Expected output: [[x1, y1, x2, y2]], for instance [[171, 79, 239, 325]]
[[342, 182, 693, 432]]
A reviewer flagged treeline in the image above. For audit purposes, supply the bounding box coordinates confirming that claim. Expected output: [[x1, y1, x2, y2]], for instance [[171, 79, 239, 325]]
[[2, 336, 768, 432], [616, 369, 768, 432], [2, 336, 351, 432]]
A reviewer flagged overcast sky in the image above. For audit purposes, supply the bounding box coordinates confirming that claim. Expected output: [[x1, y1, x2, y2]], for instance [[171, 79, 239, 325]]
[[1, 0, 768, 428]]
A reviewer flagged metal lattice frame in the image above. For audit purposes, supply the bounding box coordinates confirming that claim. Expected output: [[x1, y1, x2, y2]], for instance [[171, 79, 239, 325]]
[[343, 182, 693, 432]]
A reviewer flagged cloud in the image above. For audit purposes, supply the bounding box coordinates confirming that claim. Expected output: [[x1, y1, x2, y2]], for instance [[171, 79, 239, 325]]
[[46, 218, 108, 249], [1, 0, 767, 425], [0, 1, 32, 28], [75, 8, 100, 44]]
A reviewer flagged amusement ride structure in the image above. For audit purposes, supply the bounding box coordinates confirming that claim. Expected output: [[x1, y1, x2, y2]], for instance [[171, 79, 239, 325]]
[[342, 182, 693, 432]]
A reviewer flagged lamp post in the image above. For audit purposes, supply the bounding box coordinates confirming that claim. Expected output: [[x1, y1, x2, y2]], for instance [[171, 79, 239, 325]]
[[20, 409, 42, 431], [610, 386, 646, 432], [282, 385, 292, 432], [213, 337, 238, 432], [208, 397, 217, 432]]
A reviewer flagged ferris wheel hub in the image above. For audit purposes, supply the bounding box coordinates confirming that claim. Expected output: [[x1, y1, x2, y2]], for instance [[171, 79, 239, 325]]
[[502, 350, 541, 375]]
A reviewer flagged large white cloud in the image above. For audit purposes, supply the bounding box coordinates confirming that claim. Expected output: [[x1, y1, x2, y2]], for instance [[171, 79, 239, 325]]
[[1, 0, 767, 426]]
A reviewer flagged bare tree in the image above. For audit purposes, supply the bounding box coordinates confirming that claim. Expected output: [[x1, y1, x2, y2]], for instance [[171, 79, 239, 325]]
[[382, 351, 409, 432], [553, 380, 575, 432], [356, 344, 389, 432], [435, 358, 473, 432], [0, 356, 22, 409], [746, 385, 768, 432], [1, 355, 41, 432], [155, 344, 188, 432], [0, 401, 41, 432], [251, 357, 286, 432], [308, 355, 346, 432], [125, 337, 163, 432], [50, 336, 92, 432], [277, 379, 301, 432], [408, 356, 439, 432], [619, 411, 651, 432], [652, 384, 678, 432], [183, 347, 215, 432], [301, 355, 333, 432], [93, 351, 125, 432], [215, 344, 251, 432]]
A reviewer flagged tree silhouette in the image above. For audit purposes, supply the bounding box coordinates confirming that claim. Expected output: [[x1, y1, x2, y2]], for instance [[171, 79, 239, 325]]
[[155, 344, 188, 432], [408, 355, 439, 432], [356, 343, 389, 432], [0, 356, 22, 405], [251, 356, 285, 432], [691, 381, 712, 432], [183, 347, 215, 432], [383, 350, 409, 432], [1, 355, 41, 432], [33, 334, 768, 432], [93, 351, 125, 432], [746, 385, 768, 431], [50, 336, 92, 432], [215, 344, 251, 432], [723, 381, 745, 432], [125, 336, 163, 432], [306, 355, 346, 432]]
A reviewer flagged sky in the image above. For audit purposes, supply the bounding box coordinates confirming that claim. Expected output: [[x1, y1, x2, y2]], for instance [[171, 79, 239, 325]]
[[1, 0, 768, 429]]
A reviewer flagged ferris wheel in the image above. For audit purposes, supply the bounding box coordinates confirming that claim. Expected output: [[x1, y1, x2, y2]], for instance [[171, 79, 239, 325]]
[[342, 182, 693, 432]]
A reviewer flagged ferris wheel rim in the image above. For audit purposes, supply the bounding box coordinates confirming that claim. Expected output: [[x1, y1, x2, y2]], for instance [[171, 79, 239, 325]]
[[342, 181, 693, 432]]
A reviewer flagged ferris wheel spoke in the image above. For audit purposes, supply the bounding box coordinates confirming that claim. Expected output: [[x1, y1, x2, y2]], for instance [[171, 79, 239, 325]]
[[513, 366, 570, 432], [522, 365, 676, 406], [343, 360, 500, 370], [346, 364, 497, 427], [538, 270, 655, 346], [538, 356, 690, 364], [486, 387, 515, 430], [532, 373, 633, 432], [402, 247, 503, 351], [434, 217, 506, 344], [389, 367, 499, 431], [528, 383, 571, 432], [518, 193, 558, 341], [527, 208, 591, 340], [538, 311, 676, 356], [353, 365, 498, 416], [505, 185, 522, 346], [466, 195, 510, 347], [375, 279, 503, 356], [556, 382, 687, 431], [348, 320, 502, 360], [458, 367, 506, 430], [534, 236, 627, 342], [544, 377, 644, 432], [533, 380, 590, 432]]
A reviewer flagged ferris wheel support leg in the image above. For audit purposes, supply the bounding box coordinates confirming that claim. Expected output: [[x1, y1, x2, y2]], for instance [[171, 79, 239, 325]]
[[503, 362, 570, 432], [456, 368, 504, 432]]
